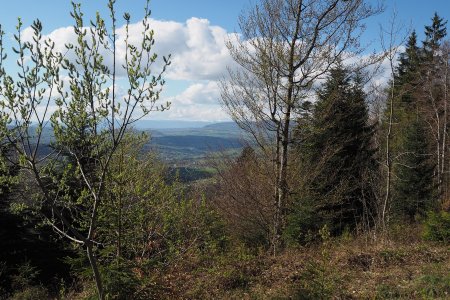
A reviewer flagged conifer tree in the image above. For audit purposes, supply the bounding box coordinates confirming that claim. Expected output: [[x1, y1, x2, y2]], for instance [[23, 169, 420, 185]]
[[423, 13, 448, 59], [419, 13, 448, 201], [385, 13, 447, 219], [393, 119, 435, 220], [290, 65, 376, 236], [396, 31, 421, 111]]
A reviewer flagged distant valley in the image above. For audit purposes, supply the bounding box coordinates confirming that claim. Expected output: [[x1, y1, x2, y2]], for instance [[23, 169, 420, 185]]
[[28, 121, 248, 181], [142, 121, 246, 165]]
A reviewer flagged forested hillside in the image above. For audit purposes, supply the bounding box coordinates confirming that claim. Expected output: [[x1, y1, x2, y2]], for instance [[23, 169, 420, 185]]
[[0, 0, 449, 299]]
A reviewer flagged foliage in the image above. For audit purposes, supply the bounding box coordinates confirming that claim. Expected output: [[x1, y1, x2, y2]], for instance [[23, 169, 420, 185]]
[[288, 65, 377, 241], [423, 211, 450, 243], [63, 134, 227, 298], [220, 0, 381, 252], [8, 262, 49, 300], [0, 148, 17, 198], [422, 13, 448, 59], [392, 119, 436, 220], [0, 1, 170, 297], [384, 13, 448, 223], [283, 195, 321, 245]]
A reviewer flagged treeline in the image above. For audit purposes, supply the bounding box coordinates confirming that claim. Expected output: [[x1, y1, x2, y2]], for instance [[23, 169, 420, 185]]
[[214, 13, 450, 248]]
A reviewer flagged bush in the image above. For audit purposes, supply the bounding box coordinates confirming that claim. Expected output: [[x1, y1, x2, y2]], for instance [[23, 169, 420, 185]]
[[10, 285, 49, 300], [211, 148, 273, 249], [423, 211, 450, 243], [292, 261, 335, 300], [284, 196, 322, 245], [9, 262, 49, 300]]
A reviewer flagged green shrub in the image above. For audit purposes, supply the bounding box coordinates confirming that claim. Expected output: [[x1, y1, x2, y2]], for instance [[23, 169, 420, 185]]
[[101, 261, 141, 300], [11, 285, 49, 300], [284, 196, 322, 245], [9, 262, 49, 300], [291, 261, 338, 300], [423, 211, 450, 243]]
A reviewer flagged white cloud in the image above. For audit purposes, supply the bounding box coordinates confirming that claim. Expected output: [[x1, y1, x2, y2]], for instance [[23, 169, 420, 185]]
[[21, 17, 234, 82], [156, 104, 230, 122], [18, 15, 401, 123], [166, 18, 235, 80], [167, 81, 221, 105], [17, 16, 247, 122], [145, 80, 229, 122]]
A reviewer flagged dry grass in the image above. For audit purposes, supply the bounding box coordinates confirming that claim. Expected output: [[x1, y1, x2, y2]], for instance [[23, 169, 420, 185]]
[[65, 224, 449, 299], [151, 225, 449, 299]]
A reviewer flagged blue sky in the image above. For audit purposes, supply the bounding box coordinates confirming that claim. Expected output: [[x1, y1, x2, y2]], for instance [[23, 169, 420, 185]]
[[0, 0, 449, 121]]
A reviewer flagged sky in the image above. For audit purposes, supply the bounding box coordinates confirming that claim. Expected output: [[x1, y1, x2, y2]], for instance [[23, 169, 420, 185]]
[[0, 0, 449, 122]]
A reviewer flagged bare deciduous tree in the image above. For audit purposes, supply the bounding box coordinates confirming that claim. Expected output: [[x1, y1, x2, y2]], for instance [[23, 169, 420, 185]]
[[220, 0, 381, 252], [378, 11, 408, 231]]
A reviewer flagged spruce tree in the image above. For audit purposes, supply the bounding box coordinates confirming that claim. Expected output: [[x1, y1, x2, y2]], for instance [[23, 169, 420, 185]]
[[423, 12, 447, 59], [289, 65, 376, 237], [396, 31, 421, 111], [385, 14, 446, 221], [393, 119, 435, 221], [420, 13, 447, 202]]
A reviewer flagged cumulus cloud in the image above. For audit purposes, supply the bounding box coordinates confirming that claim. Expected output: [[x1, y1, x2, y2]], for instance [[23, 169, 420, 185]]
[[167, 81, 221, 106], [18, 15, 399, 122], [21, 17, 234, 82], [166, 18, 235, 80], [156, 104, 230, 122], [145, 80, 229, 122]]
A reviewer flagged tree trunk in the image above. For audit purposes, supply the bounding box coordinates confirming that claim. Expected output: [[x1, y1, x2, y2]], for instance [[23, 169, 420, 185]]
[[383, 68, 395, 231], [442, 58, 449, 204], [272, 127, 281, 255], [87, 243, 104, 300], [272, 104, 292, 255]]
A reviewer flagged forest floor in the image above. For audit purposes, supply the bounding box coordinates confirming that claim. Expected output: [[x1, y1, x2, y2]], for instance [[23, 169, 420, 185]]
[[153, 225, 449, 299]]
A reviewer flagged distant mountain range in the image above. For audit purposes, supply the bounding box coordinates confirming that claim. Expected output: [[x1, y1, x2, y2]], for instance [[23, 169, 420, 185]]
[[134, 120, 216, 129], [22, 121, 248, 165], [143, 121, 247, 164]]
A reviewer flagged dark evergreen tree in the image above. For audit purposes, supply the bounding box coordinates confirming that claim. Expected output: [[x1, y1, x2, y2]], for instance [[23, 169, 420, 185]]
[[420, 13, 448, 202], [396, 30, 422, 111], [387, 30, 423, 170], [288, 65, 377, 238], [423, 12, 447, 59], [397, 31, 421, 84], [393, 119, 435, 221], [0, 145, 74, 297], [383, 13, 447, 221]]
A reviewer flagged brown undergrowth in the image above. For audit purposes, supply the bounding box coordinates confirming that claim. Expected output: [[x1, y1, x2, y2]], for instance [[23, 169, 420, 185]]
[[149, 225, 449, 299]]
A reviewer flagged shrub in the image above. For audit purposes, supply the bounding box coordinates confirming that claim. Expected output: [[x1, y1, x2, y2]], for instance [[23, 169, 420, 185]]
[[423, 211, 450, 243], [9, 262, 49, 300], [10, 285, 49, 300], [211, 147, 274, 249], [284, 196, 322, 245], [292, 262, 334, 299]]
